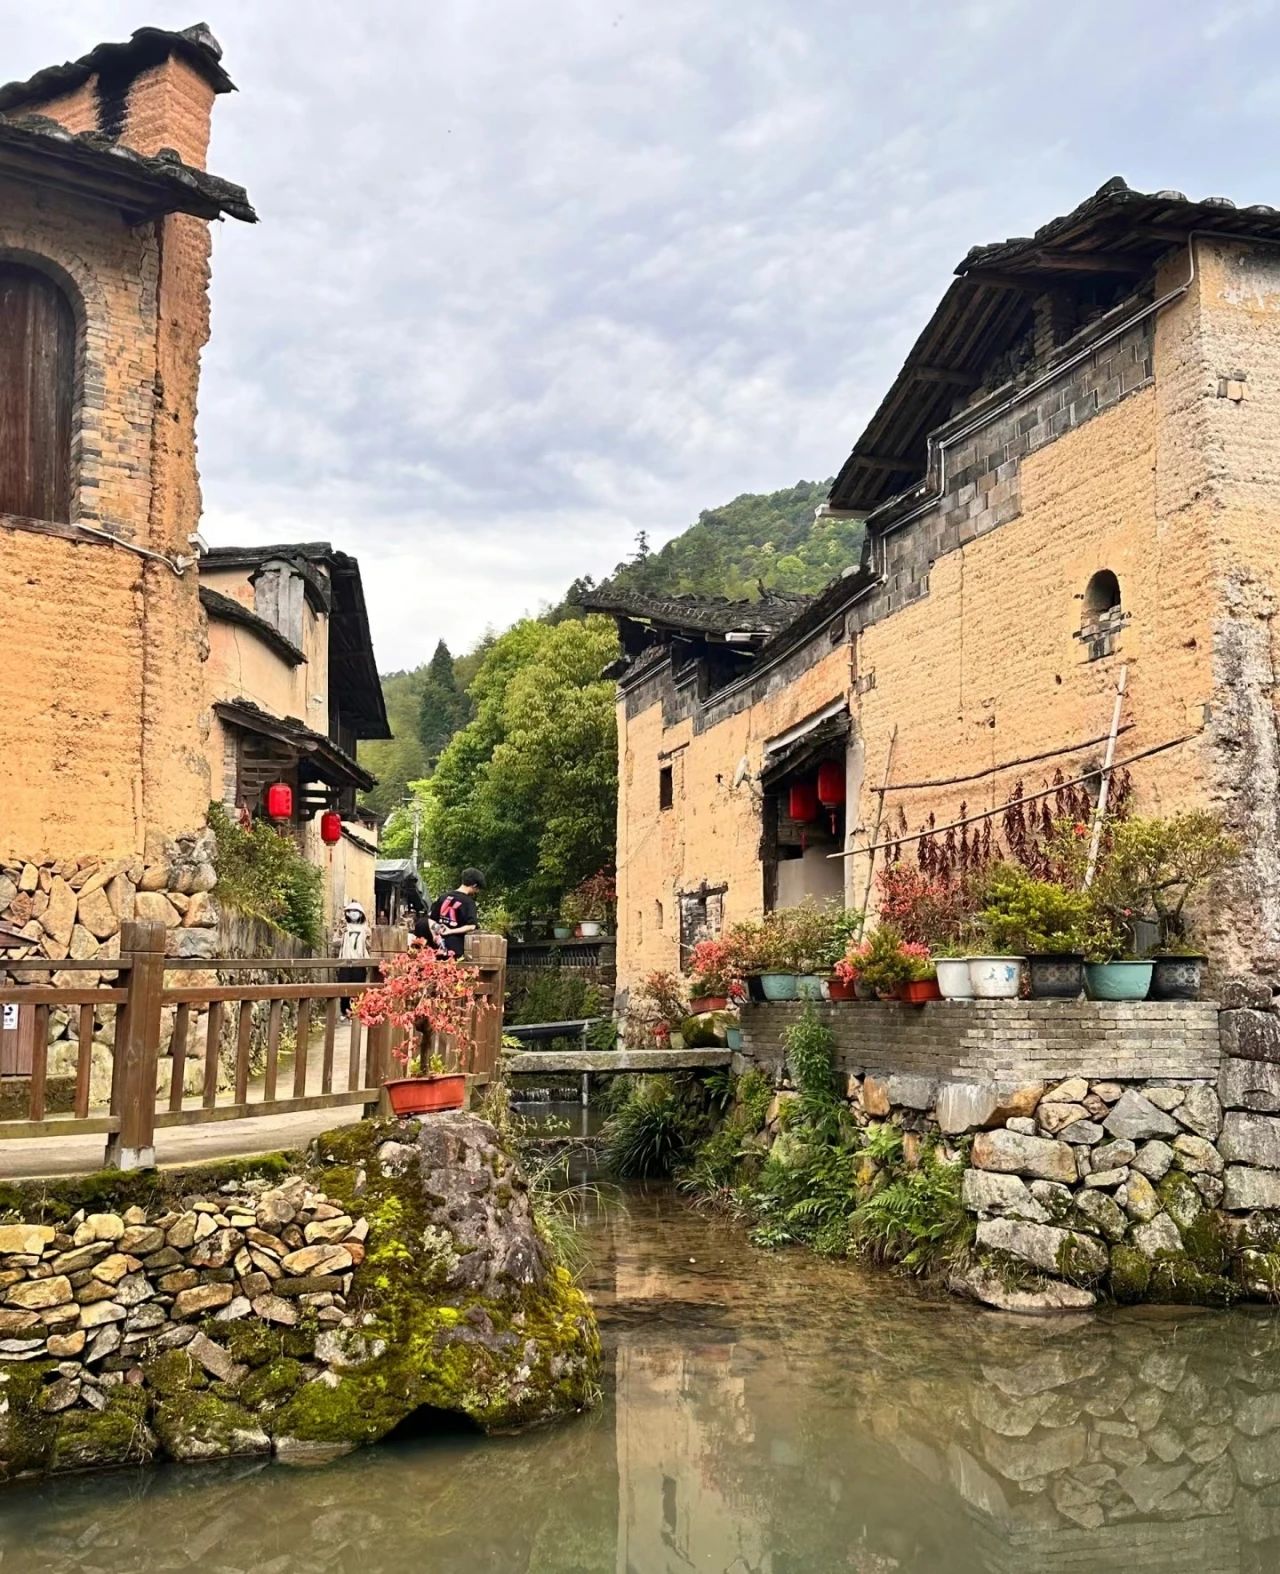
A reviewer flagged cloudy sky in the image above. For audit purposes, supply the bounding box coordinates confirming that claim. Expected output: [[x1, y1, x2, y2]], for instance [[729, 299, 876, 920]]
[[9, 2, 1280, 668]]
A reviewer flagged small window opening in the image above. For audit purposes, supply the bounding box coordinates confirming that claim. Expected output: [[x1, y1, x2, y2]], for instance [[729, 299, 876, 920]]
[[654, 900, 664, 932], [1078, 570, 1123, 661], [658, 764, 674, 810]]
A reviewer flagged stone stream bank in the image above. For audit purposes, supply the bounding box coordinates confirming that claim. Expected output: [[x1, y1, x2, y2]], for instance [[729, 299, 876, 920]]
[[738, 995, 1280, 1308], [0, 1113, 599, 1481]]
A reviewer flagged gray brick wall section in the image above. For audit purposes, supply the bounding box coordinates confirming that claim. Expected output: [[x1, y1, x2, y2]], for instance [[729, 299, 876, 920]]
[[736, 999, 1221, 1085]]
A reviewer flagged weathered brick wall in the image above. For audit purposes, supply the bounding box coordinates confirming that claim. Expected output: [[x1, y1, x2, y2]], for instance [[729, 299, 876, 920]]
[[0, 50, 229, 865], [736, 1001, 1221, 1085], [614, 259, 1245, 994]]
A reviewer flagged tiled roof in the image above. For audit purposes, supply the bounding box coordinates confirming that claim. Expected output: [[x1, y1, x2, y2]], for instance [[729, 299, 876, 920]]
[[214, 699, 375, 793], [580, 585, 810, 636], [0, 112, 255, 222], [829, 178, 1280, 514], [199, 587, 306, 667], [0, 24, 234, 111]]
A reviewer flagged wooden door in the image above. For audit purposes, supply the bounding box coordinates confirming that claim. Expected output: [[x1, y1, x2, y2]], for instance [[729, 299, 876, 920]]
[[0, 262, 75, 522], [0, 1002, 33, 1078]]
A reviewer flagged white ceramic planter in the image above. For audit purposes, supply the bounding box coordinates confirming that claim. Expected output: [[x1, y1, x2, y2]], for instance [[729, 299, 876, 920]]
[[935, 958, 974, 1000], [968, 956, 1024, 999], [578, 921, 602, 938]]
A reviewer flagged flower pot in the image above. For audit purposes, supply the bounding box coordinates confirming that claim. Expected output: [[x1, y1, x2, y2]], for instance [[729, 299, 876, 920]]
[[898, 978, 942, 1005], [689, 994, 729, 1015], [384, 1073, 466, 1116], [1085, 961, 1154, 1001], [1027, 953, 1085, 1000], [935, 959, 973, 1000], [552, 925, 572, 940], [578, 921, 603, 938], [760, 973, 799, 1002], [827, 978, 859, 1002], [1150, 955, 1205, 1001], [726, 1025, 743, 1051], [795, 975, 826, 1001], [968, 957, 1024, 999]]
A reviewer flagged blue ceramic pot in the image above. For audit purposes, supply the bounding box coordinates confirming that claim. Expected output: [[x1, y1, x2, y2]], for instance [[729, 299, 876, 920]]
[[760, 973, 799, 1002], [726, 1026, 743, 1050], [1084, 961, 1153, 1001]]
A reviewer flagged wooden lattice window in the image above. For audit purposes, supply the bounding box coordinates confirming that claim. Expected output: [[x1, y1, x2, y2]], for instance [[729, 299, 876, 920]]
[[0, 262, 75, 522]]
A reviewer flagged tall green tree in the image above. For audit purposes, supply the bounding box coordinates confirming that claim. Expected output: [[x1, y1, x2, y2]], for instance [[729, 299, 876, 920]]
[[419, 617, 619, 912], [417, 639, 470, 766]]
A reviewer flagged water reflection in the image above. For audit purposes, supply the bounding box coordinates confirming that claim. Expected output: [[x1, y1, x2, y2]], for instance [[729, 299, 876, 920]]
[[3, 1187, 1280, 1572]]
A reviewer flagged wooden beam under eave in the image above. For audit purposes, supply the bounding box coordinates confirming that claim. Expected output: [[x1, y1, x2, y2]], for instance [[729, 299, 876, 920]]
[[1033, 249, 1150, 274], [960, 269, 1057, 292], [912, 364, 977, 387], [849, 453, 915, 472]]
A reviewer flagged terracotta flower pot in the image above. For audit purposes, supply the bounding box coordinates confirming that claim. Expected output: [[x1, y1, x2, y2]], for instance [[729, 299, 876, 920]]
[[898, 979, 942, 1005], [385, 1073, 466, 1116], [689, 994, 730, 1015], [827, 978, 858, 1002]]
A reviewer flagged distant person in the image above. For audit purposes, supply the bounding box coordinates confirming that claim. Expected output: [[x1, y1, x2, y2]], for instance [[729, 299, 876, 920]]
[[429, 868, 485, 957], [334, 900, 371, 1017]]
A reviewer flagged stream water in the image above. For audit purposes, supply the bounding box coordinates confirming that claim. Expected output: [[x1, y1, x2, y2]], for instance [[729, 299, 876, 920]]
[[3, 1112, 1280, 1572]]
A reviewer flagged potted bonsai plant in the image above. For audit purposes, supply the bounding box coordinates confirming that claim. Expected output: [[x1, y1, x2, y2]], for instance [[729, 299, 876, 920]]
[[738, 910, 803, 1001], [823, 909, 865, 1000], [687, 938, 740, 1014], [566, 868, 616, 938], [356, 944, 485, 1116], [845, 924, 932, 1002], [979, 864, 1090, 1000], [1093, 813, 1239, 1001]]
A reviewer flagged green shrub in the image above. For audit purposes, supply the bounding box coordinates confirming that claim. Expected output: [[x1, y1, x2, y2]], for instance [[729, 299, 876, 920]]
[[784, 1005, 837, 1105], [978, 863, 1089, 955], [601, 1076, 694, 1179], [209, 803, 324, 949], [851, 1150, 972, 1275]]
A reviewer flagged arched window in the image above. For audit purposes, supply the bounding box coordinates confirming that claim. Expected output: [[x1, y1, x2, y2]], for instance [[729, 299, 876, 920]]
[[1083, 570, 1121, 621], [1079, 569, 1123, 660], [0, 262, 75, 522]]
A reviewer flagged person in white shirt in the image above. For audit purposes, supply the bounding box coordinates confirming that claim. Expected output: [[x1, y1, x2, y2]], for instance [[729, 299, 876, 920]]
[[335, 901, 370, 1017]]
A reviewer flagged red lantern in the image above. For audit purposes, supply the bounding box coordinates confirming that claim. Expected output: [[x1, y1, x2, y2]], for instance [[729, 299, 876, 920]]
[[788, 781, 818, 823], [264, 782, 293, 822], [320, 810, 342, 846], [816, 761, 846, 809]]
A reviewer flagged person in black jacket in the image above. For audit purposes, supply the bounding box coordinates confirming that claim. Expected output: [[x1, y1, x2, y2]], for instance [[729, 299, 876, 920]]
[[428, 868, 485, 956]]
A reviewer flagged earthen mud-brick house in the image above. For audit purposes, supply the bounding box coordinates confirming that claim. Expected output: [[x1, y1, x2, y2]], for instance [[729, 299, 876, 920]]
[[0, 24, 254, 955], [199, 543, 389, 922], [592, 180, 1280, 991]]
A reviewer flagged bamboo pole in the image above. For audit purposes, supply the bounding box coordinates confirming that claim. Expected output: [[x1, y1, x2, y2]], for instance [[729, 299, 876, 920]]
[[1083, 664, 1128, 889], [856, 726, 897, 925]]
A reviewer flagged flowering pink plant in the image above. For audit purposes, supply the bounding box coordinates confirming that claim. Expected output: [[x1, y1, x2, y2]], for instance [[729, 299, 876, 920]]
[[687, 938, 741, 999], [834, 924, 934, 992], [355, 943, 490, 1073]]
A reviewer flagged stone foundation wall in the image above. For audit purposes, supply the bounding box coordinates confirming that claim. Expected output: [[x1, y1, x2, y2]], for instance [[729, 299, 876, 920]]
[[738, 1000, 1222, 1084], [735, 998, 1280, 1307]]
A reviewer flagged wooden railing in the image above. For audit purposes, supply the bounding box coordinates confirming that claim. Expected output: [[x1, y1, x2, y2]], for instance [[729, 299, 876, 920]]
[[0, 922, 506, 1170]]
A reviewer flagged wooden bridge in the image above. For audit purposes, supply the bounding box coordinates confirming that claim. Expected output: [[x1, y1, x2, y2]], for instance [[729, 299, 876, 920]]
[[508, 1047, 730, 1074]]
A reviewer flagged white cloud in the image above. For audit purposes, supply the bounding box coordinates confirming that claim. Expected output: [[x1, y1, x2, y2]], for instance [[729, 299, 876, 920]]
[[10, 0, 1280, 669]]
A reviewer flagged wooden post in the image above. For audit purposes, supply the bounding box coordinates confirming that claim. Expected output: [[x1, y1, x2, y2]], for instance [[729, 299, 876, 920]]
[[371, 924, 407, 1113], [106, 920, 165, 1171], [465, 932, 506, 1083]]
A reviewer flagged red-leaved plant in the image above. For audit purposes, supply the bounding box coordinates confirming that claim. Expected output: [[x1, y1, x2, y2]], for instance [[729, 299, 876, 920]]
[[686, 938, 742, 999], [356, 944, 490, 1074]]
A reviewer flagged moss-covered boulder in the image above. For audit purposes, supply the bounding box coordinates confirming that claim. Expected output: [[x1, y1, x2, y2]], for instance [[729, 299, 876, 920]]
[[278, 1113, 599, 1445], [0, 1113, 599, 1480]]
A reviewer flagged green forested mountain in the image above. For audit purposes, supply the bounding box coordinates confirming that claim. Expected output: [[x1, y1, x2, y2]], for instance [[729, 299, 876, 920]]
[[360, 478, 857, 837], [603, 479, 857, 601]]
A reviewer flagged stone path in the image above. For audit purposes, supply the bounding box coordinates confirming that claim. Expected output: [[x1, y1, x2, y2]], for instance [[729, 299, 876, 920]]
[[0, 1022, 371, 1181]]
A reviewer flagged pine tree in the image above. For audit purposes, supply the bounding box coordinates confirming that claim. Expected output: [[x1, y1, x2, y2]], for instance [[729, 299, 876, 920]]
[[417, 639, 468, 768]]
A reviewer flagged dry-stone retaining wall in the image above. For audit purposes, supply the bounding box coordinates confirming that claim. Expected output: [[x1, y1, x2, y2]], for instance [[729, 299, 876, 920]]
[[736, 994, 1280, 1307], [0, 1112, 599, 1479]]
